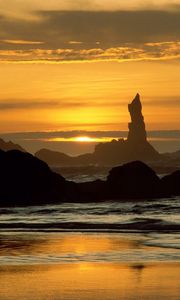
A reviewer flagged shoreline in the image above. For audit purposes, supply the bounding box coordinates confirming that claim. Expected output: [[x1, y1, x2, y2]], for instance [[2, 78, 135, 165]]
[[0, 232, 180, 299]]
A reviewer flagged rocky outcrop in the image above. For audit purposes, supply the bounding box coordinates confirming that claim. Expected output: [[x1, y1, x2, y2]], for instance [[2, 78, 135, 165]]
[[161, 170, 180, 196], [0, 149, 178, 207], [125, 94, 160, 161], [0, 150, 68, 206], [107, 161, 163, 199], [35, 94, 161, 166], [35, 149, 75, 166], [35, 148, 93, 166], [127, 93, 146, 143], [0, 138, 25, 152], [93, 94, 161, 164], [77, 180, 107, 202]]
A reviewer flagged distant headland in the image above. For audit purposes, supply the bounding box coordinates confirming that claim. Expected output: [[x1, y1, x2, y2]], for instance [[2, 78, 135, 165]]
[[35, 94, 162, 166]]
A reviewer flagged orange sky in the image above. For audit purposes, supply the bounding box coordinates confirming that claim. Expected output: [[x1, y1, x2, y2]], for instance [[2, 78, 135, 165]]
[[0, 60, 180, 133], [0, 1, 180, 135]]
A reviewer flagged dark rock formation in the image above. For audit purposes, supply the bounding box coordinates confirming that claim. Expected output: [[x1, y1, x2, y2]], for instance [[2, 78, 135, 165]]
[[0, 149, 178, 207], [161, 170, 180, 196], [35, 94, 162, 166], [125, 94, 160, 162], [107, 161, 162, 199], [35, 149, 75, 166], [127, 93, 146, 143], [162, 149, 180, 168], [77, 180, 107, 202], [0, 138, 25, 152], [92, 94, 160, 164], [35, 148, 92, 166], [0, 150, 69, 206]]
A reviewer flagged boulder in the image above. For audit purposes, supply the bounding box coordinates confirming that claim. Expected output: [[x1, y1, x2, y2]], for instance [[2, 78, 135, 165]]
[[77, 180, 107, 202], [107, 161, 162, 199], [161, 171, 180, 196], [0, 150, 67, 206]]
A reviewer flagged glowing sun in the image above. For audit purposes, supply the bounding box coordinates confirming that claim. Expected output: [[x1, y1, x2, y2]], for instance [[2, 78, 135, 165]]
[[75, 136, 95, 142]]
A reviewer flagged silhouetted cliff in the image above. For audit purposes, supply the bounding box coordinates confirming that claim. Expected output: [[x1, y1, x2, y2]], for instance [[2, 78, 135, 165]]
[[35, 94, 161, 166]]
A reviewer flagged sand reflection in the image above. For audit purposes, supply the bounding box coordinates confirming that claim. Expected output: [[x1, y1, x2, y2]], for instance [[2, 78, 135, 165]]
[[0, 233, 147, 257], [0, 233, 180, 299], [0, 263, 180, 300]]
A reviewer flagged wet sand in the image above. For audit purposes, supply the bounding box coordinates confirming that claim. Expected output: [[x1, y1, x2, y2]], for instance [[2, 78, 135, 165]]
[[1, 263, 180, 300], [0, 233, 180, 300]]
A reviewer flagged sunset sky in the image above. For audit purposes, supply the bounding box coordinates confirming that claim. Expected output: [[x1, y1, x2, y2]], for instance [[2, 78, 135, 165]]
[[0, 0, 180, 153]]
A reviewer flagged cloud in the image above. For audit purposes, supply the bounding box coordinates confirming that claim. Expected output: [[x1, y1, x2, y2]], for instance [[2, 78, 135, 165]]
[[0, 98, 128, 111], [68, 41, 83, 45], [0, 10, 180, 64], [1, 1, 180, 20], [2, 129, 180, 141], [0, 10, 180, 63], [39, 10, 180, 46], [144, 96, 180, 106], [0, 100, 92, 111], [0, 41, 180, 63], [0, 101, 60, 110], [1, 10, 180, 49], [1, 39, 44, 45]]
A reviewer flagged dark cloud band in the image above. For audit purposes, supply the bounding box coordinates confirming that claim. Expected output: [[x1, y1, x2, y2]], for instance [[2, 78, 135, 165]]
[[0, 10, 180, 58]]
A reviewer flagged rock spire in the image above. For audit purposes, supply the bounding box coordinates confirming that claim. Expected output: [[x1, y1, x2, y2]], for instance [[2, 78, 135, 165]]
[[127, 93, 147, 143]]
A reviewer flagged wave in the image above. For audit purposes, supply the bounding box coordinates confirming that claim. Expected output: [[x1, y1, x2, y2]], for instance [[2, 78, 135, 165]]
[[0, 218, 179, 233], [0, 198, 179, 233]]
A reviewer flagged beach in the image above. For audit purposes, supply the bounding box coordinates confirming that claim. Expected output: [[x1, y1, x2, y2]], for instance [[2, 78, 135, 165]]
[[0, 232, 180, 300], [0, 185, 180, 300]]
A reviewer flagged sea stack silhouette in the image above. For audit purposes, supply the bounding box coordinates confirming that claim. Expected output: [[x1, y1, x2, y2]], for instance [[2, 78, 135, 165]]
[[35, 94, 161, 166], [124, 93, 160, 162], [127, 93, 146, 143]]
